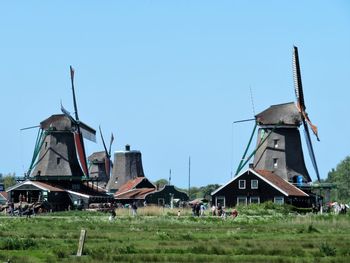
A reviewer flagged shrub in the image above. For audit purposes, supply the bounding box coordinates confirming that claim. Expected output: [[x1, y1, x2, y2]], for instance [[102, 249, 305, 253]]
[[0, 237, 37, 250], [319, 242, 336, 256], [307, 224, 320, 233], [53, 247, 68, 259], [156, 231, 171, 240]]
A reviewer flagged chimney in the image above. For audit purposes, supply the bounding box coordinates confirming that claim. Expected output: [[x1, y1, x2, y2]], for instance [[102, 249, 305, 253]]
[[125, 144, 130, 151]]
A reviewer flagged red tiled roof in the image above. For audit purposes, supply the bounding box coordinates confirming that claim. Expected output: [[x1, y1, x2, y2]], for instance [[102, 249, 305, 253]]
[[33, 181, 65, 192], [116, 177, 150, 194], [115, 188, 156, 200], [0, 191, 8, 200], [255, 170, 308, 197]]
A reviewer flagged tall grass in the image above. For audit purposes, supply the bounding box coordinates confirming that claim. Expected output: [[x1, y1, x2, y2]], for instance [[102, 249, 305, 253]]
[[0, 205, 349, 262]]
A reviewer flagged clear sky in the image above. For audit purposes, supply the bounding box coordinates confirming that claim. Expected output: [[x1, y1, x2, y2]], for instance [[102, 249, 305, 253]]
[[1, 1, 349, 188]]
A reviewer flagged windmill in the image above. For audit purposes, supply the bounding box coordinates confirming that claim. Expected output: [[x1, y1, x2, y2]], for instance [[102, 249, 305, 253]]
[[88, 127, 114, 186], [236, 47, 320, 183], [29, 66, 96, 179]]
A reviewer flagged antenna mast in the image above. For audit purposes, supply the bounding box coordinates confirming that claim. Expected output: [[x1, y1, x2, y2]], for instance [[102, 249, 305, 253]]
[[169, 169, 171, 185]]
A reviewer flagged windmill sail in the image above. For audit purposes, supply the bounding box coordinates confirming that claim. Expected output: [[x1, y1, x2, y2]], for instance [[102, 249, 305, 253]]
[[303, 120, 321, 182], [61, 103, 77, 124], [293, 46, 321, 182], [99, 126, 113, 178], [68, 66, 91, 177], [80, 122, 96, 142], [61, 104, 96, 142], [293, 46, 320, 141]]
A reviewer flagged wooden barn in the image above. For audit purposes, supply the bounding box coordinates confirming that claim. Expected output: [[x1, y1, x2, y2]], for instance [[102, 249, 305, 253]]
[[211, 169, 310, 208], [114, 177, 156, 205], [114, 177, 189, 207]]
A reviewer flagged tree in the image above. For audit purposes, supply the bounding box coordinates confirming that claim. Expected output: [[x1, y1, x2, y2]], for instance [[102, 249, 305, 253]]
[[1, 173, 17, 189], [326, 156, 350, 202], [201, 184, 221, 199], [153, 179, 169, 189]]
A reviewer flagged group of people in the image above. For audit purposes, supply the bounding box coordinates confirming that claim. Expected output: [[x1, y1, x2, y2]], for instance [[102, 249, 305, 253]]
[[190, 202, 239, 219], [211, 203, 238, 219], [108, 201, 138, 221], [191, 203, 206, 217], [3, 201, 37, 218]]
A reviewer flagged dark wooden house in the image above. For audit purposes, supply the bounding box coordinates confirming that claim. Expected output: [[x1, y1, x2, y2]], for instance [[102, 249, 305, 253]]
[[211, 169, 310, 208]]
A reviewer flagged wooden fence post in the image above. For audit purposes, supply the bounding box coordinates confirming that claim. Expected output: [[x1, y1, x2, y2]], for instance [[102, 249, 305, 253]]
[[77, 229, 87, 256]]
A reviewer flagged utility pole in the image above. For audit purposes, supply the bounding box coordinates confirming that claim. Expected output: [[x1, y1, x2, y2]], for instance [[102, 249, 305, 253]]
[[188, 156, 191, 200]]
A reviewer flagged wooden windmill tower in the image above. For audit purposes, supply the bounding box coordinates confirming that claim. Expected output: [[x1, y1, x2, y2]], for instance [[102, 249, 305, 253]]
[[88, 127, 114, 188], [252, 47, 320, 183], [29, 66, 96, 180], [236, 47, 320, 184], [106, 144, 145, 193]]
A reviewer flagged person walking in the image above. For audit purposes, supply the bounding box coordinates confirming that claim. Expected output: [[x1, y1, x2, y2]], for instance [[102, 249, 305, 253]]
[[132, 202, 138, 216], [200, 204, 205, 216]]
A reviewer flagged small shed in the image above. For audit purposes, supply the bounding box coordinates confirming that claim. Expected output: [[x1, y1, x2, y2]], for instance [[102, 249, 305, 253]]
[[6, 180, 69, 210], [145, 185, 189, 207], [211, 169, 310, 208], [6, 180, 113, 211]]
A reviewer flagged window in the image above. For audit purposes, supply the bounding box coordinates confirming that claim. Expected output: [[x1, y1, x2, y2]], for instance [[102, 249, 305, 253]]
[[251, 180, 258, 189], [274, 196, 284, 205], [250, 196, 260, 204], [216, 196, 225, 208], [56, 157, 61, 165], [237, 196, 247, 206], [273, 158, 278, 168], [274, 139, 279, 148], [45, 141, 48, 149], [42, 191, 48, 201], [239, 180, 246, 189]]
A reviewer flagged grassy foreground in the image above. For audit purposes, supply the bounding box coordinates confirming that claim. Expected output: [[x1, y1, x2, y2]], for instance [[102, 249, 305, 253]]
[[0, 205, 350, 262]]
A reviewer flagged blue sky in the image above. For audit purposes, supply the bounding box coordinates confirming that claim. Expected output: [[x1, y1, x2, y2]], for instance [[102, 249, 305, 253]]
[[1, 1, 349, 188]]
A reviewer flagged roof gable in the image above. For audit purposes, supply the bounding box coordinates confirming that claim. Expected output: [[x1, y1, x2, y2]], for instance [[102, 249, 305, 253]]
[[211, 169, 308, 197], [255, 170, 308, 197], [116, 177, 155, 195], [0, 191, 8, 200], [6, 180, 65, 192], [115, 188, 155, 200]]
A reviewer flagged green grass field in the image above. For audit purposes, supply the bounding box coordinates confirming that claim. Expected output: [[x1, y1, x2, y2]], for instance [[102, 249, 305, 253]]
[[0, 205, 350, 262]]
